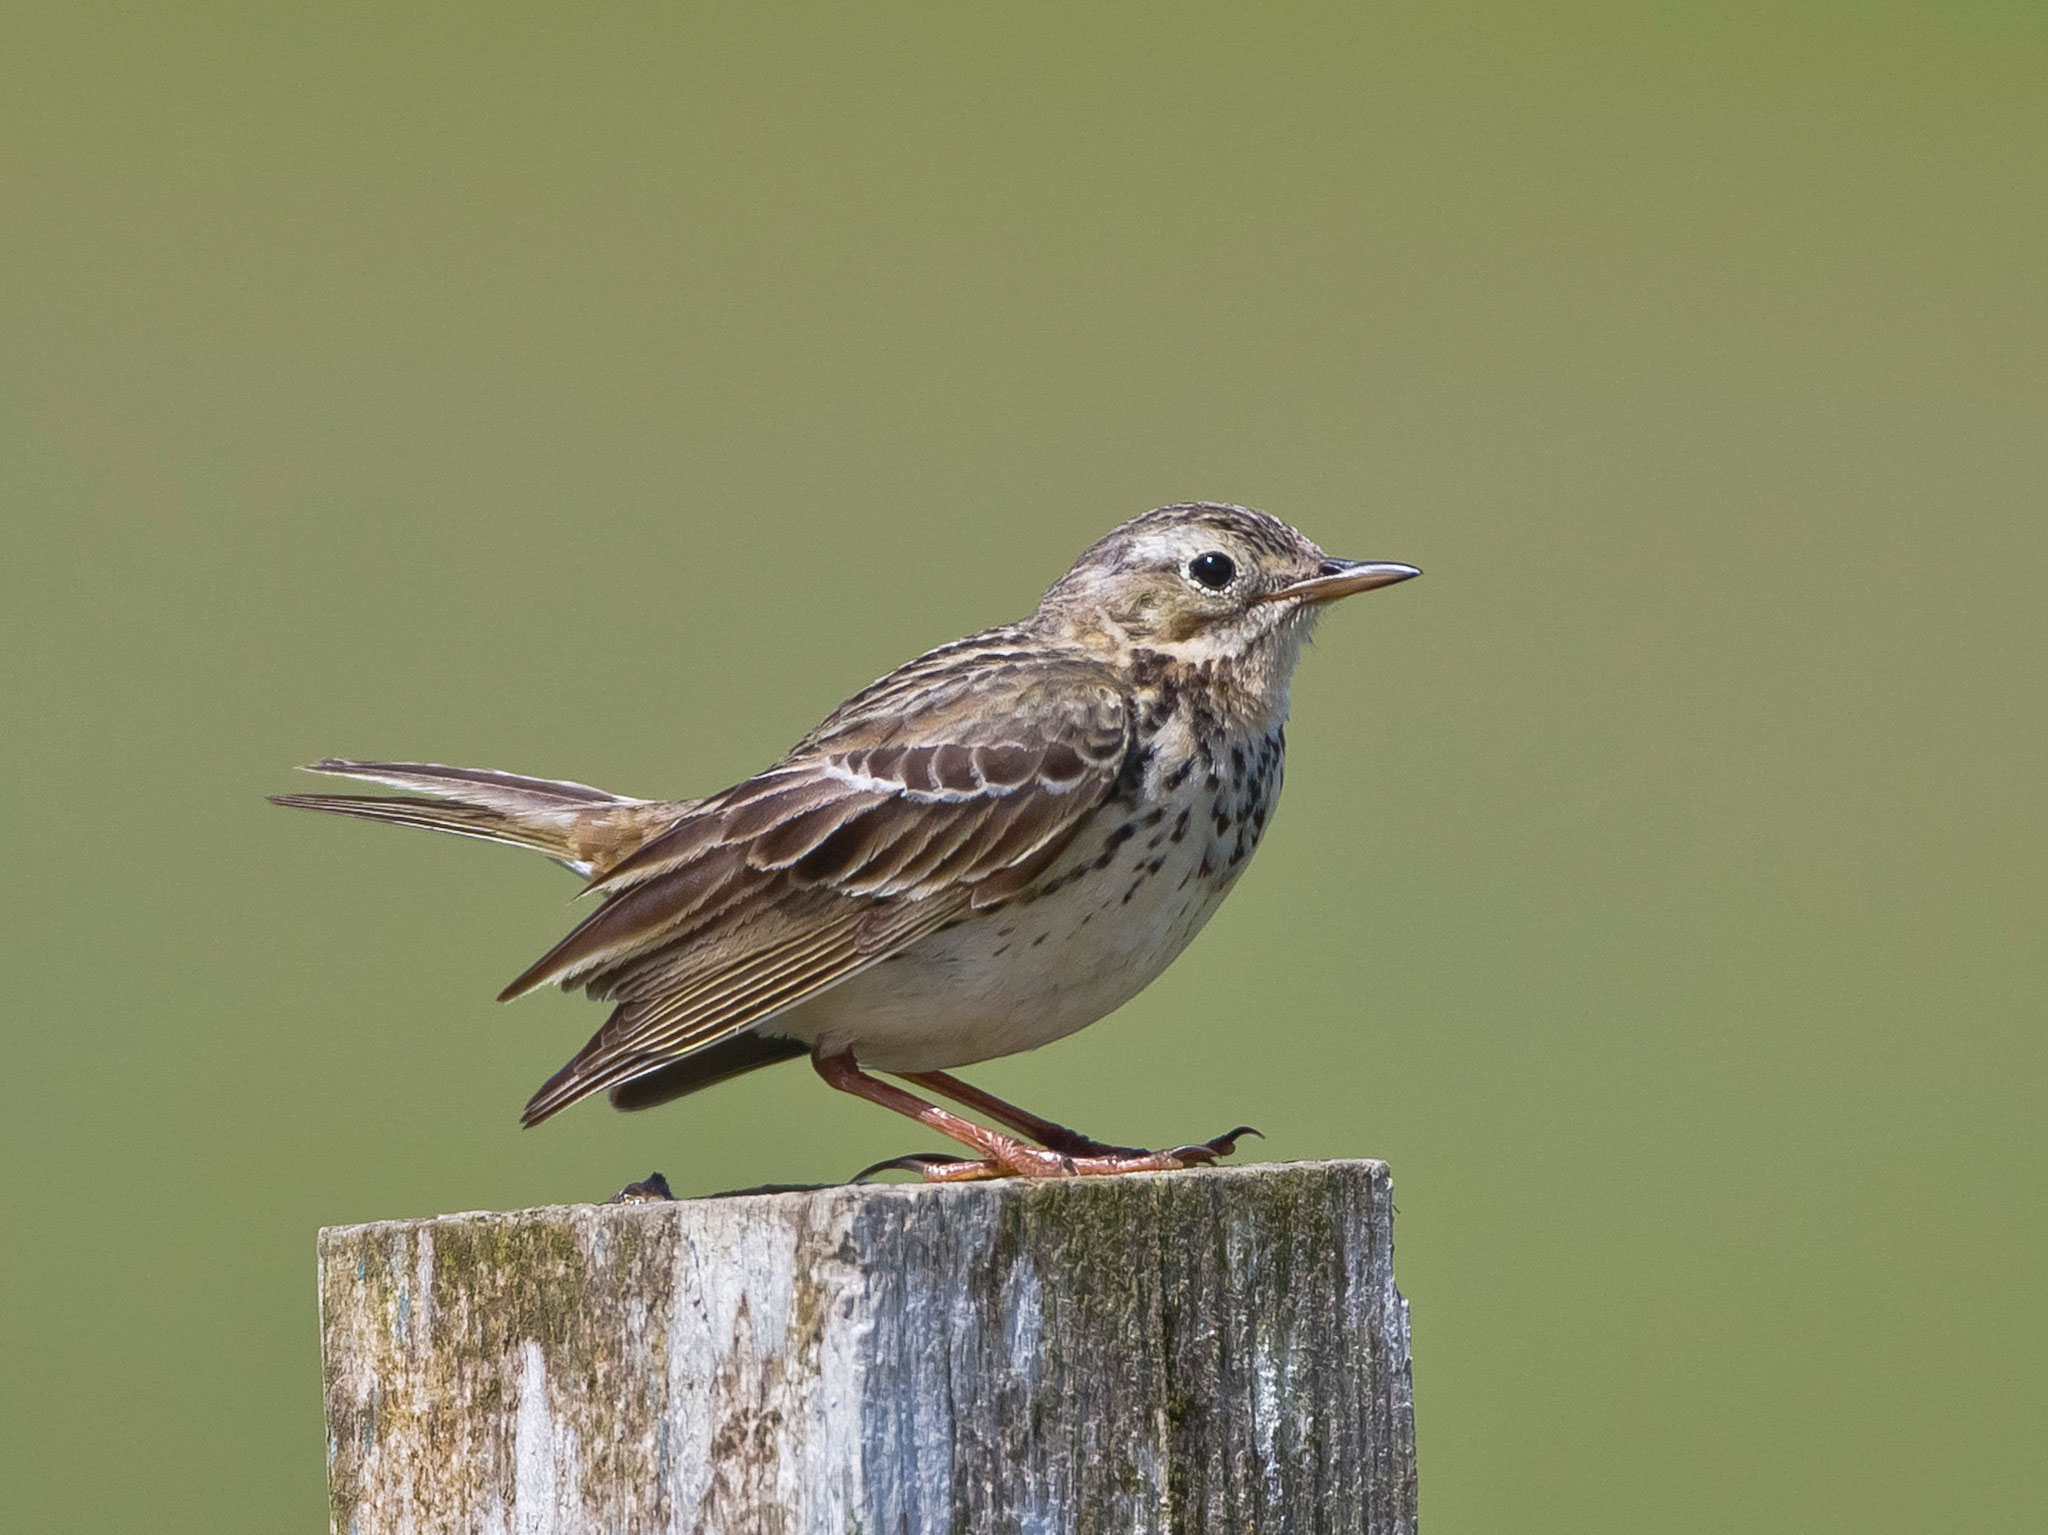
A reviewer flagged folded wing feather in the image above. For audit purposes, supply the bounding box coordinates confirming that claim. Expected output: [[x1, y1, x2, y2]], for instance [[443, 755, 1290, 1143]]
[[512, 661, 1133, 1124]]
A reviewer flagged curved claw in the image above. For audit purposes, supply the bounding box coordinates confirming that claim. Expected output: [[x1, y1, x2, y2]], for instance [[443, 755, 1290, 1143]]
[[1161, 1126, 1264, 1162], [852, 1151, 994, 1183]]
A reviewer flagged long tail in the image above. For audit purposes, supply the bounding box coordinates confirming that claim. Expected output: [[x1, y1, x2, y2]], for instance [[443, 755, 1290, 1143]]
[[270, 758, 689, 879]]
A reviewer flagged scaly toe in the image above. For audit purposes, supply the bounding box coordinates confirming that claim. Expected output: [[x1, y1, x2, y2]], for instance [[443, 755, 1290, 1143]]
[[1038, 1132, 1136, 1158], [851, 1151, 994, 1182], [916, 1157, 1007, 1183], [1043, 1140, 1144, 1159], [990, 1144, 1080, 1178]]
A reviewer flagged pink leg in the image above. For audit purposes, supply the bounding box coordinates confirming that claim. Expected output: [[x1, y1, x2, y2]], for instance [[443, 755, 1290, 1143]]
[[897, 1070, 1134, 1156], [815, 1051, 1257, 1182]]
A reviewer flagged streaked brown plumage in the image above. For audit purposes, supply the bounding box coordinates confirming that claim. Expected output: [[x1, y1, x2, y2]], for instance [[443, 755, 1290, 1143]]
[[274, 503, 1418, 1180]]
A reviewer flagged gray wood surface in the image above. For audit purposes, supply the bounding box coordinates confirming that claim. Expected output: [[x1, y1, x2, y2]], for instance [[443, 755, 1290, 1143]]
[[319, 1159, 1415, 1534]]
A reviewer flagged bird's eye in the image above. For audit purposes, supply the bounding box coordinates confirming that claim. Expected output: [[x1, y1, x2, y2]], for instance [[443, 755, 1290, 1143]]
[[1188, 551, 1236, 590]]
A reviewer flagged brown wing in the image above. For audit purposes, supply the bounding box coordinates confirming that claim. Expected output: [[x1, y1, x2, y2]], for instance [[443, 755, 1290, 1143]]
[[512, 655, 1132, 1124]]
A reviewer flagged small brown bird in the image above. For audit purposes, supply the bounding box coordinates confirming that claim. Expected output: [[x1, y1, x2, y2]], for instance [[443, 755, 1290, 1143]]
[[274, 503, 1417, 1180]]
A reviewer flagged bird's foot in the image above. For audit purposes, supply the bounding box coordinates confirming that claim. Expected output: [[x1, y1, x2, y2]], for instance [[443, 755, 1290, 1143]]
[[605, 1170, 676, 1203], [855, 1127, 1261, 1182], [1004, 1124, 1261, 1178]]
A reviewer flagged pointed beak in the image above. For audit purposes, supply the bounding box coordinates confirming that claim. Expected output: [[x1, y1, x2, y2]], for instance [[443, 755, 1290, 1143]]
[[1257, 559, 1422, 607]]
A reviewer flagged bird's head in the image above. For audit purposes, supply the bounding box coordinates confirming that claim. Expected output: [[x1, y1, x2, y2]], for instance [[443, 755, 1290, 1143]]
[[1035, 503, 1418, 701]]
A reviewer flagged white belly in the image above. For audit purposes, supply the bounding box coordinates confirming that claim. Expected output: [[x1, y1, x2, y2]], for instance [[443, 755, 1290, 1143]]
[[777, 733, 1283, 1072]]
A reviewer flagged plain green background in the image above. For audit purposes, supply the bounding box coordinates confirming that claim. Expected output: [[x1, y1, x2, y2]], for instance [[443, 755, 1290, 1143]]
[[4, 4, 2043, 1530]]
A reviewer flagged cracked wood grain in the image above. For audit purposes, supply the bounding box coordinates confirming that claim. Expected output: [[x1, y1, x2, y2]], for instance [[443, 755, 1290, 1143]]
[[319, 1159, 1416, 1534]]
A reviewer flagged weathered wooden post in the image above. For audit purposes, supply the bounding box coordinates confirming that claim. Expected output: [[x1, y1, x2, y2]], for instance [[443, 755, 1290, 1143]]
[[319, 1159, 1416, 1533]]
